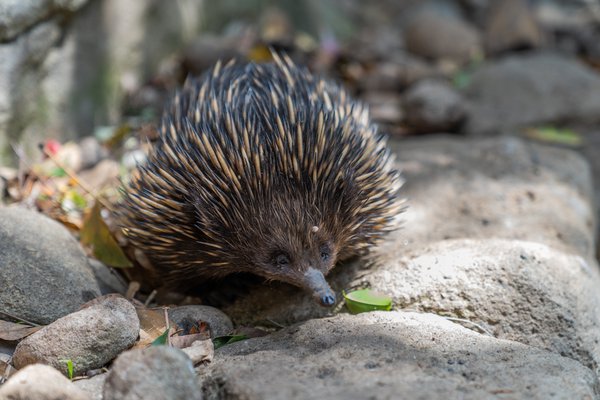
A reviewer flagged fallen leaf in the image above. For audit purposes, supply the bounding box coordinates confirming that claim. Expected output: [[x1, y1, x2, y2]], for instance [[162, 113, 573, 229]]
[[524, 126, 583, 147], [181, 339, 214, 365], [213, 335, 248, 350], [151, 329, 170, 346], [343, 289, 392, 314], [80, 201, 132, 268], [170, 332, 210, 349], [133, 307, 177, 348], [0, 320, 42, 341]]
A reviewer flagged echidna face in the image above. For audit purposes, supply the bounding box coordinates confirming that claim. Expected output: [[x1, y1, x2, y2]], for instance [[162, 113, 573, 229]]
[[248, 223, 339, 307]]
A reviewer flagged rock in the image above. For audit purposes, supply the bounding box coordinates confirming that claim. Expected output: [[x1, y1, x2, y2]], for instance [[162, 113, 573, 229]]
[[484, 0, 544, 55], [403, 79, 466, 132], [350, 135, 600, 371], [0, 364, 90, 400], [182, 34, 241, 76], [363, 92, 404, 125], [103, 346, 200, 400], [73, 373, 106, 400], [0, 206, 101, 325], [87, 258, 128, 295], [78, 136, 107, 170], [200, 312, 598, 399], [343, 25, 405, 63], [365, 239, 600, 369], [404, 10, 482, 64], [168, 305, 233, 338], [464, 52, 600, 135], [13, 296, 139, 376], [388, 135, 595, 257], [358, 56, 439, 92]]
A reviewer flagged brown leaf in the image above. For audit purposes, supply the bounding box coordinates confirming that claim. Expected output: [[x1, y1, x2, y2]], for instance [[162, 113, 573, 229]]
[[133, 307, 177, 349], [180, 339, 214, 365], [81, 201, 132, 268], [0, 320, 43, 341], [170, 332, 210, 349]]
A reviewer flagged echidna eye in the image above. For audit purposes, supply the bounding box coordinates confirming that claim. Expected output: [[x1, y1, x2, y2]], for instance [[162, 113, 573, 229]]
[[320, 246, 331, 262], [275, 253, 290, 267]]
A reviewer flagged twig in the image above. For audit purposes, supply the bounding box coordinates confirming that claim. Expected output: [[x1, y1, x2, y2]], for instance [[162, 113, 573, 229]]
[[144, 290, 157, 307]]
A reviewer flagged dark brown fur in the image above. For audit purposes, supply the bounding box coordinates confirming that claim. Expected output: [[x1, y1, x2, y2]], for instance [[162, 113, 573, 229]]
[[119, 53, 404, 306]]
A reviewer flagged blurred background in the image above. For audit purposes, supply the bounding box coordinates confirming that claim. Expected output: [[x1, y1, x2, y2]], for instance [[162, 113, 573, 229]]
[[2, 0, 600, 221]]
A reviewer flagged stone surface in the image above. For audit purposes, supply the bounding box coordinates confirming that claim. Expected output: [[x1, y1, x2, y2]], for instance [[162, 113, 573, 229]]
[[403, 79, 466, 132], [168, 305, 233, 338], [388, 135, 595, 258], [103, 346, 200, 400], [0, 363, 90, 400], [404, 10, 482, 63], [358, 56, 439, 92], [464, 52, 600, 135], [73, 373, 106, 400], [484, 0, 544, 55], [200, 312, 598, 399], [88, 258, 128, 295], [362, 239, 600, 372], [13, 296, 139, 376], [363, 92, 403, 125], [0, 206, 101, 325]]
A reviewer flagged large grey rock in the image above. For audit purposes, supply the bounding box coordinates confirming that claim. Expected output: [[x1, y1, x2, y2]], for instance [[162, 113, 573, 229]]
[[464, 52, 600, 135], [404, 10, 482, 63], [363, 239, 600, 372], [13, 296, 139, 376], [484, 0, 544, 55], [403, 79, 466, 132], [200, 312, 598, 399], [0, 206, 101, 324], [0, 363, 90, 400], [74, 373, 106, 400], [388, 135, 596, 258], [103, 346, 200, 400], [168, 305, 233, 338]]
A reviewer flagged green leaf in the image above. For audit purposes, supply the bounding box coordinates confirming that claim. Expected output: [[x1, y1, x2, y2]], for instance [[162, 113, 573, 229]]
[[452, 70, 472, 90], [80, 201, 133, 268], [59, 359, 74, 380], [213, 334, 247, 350], [151, 329, 170, 346], [343, 289, 392, 314], [525, 126, 583, 147], [49, 167, 67, 177]]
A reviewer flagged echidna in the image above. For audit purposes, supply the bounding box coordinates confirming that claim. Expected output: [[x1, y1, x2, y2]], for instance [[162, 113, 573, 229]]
[[120, 53, 404, 307]]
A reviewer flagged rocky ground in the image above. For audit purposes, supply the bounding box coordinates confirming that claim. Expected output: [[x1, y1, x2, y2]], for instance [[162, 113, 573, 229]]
[[2, 0, 600, 399]]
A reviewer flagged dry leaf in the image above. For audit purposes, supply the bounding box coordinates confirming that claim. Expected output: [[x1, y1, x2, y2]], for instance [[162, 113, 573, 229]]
[[181, 339, 214, 365], [0, 320, 43, 341], [80, 201, 132, 268]]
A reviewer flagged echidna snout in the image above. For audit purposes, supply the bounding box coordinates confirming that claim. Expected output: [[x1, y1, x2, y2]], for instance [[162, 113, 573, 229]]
[[303, 268, 336, 307]]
